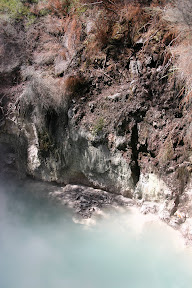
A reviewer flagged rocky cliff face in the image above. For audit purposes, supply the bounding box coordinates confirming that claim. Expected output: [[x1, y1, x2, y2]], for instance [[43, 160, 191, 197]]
[[0, 2, 192, 241]]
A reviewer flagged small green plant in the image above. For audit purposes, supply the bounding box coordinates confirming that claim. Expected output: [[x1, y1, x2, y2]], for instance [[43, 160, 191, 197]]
[[0, 0, 36, 22], [92, 117, 105, 136]]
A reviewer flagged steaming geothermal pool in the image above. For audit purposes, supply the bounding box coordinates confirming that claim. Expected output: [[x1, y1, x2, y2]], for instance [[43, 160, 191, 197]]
[[0, 180, 192, 288]]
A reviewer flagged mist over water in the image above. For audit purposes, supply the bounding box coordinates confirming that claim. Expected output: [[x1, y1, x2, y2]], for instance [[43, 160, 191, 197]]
[[1, 180, 192, 288]]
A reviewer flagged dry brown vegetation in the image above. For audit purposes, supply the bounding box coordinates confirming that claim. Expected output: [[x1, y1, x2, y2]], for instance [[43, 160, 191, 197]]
[[84, 2, 153, 62], [122, 3, 151, 43], [2, 0, 191, 109], [64, 74, 87, 96], [36, 0, 71, 16], [18, 71, 66, 115], [85, 12, 114, 59], [163, 0, 192, 106]]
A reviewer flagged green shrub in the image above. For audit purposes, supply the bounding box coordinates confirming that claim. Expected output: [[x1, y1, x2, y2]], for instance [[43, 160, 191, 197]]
[[0, 0, 35, 21], [92, 117, 105, 136]]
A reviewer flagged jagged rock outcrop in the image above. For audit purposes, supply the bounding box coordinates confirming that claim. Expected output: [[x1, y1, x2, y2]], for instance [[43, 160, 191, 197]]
[[0, 3, 192, 242]]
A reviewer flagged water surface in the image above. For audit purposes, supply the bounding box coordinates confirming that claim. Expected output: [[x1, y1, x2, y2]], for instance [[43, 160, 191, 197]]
[[0, 180, 192, 288]]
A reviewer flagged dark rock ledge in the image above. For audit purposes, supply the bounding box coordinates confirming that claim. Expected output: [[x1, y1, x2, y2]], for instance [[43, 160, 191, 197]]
[[47, 183, 192, 245], [48, 184, 134, 219]]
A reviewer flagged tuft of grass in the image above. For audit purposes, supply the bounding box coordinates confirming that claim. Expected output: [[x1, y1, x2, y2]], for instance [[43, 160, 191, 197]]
[[92, 117, 105, 136], [163, 1, 192, 107], [171, 44, 192, 106], [122, 3, 150, 43], [95, 19, 110, 49], [85, 9, 115, 60]]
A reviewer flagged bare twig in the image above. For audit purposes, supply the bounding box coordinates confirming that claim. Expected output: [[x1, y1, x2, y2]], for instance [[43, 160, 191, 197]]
[[81, 1, 103, 6]]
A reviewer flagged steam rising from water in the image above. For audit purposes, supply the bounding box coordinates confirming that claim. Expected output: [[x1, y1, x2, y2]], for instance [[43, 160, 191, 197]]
[[0, 181, 192, 288]]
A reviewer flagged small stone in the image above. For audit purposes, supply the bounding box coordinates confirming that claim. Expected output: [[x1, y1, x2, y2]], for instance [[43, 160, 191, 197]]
[[132, 86, 136, 93], [68, 108, 74, 119], [89, 103, 95, 113], [107, 92, 122, 101], [153, 53, 158, 62], [129, 59, 142, 75], [159, 209, 171, 222], [136, 38, 145, 45], [145, 56, 152, 66], [169, 217, 180, 229], [174, 211, 186, 224], [156, 66, 163, 73], [140, 202, 158, 214], [114, 136, 127, 151], [153, 121, 158, 128]]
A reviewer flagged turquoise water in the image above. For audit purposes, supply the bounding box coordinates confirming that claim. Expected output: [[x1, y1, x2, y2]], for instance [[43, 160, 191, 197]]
[[0, 181, 192, 288]]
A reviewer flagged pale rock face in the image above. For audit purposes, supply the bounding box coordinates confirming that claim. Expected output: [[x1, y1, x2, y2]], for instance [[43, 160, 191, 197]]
[[159, 208, 172, 222], [158, 199, 175, 222], [0, 30, 21, 74], [140, 202, 159, 214], [23, 123, 39, 146], [113, 136, 127, 151], [27, 144, 40, 172], [23, 123, 41, 174], [25, 125, 135, 196], [129, 59, 142, 76], [178, 180, 192, 218], [180, 218, 192, 241], [68, 128, 135, 196], [86, 20, 95, 34], [54, 56, 70, 76], [135, 173, 172, 201]]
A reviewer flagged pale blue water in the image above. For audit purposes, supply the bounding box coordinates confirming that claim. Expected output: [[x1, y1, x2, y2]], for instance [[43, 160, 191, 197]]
[[0, 181, 192, 288]]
